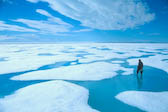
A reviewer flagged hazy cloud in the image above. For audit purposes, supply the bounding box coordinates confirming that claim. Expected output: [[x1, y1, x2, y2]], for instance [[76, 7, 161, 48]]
[[148, 33, 160, 36], [73, 28, 92, 32], [14, 9, 91, 35], [0, 21, 37, 32], [36, 9, 53, 17], [36, 9, 72, 27], [14, 19, 70, 34], [27, 0, 155, 30]]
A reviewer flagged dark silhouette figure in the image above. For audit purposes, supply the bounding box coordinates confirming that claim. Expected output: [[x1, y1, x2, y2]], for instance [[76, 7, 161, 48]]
[[137, 59, 143, 75]]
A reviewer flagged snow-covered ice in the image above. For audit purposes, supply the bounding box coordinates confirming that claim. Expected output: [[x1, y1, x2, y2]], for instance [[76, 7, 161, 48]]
[[0, 43, 167, 75], [128, 54, 168, 73], [111, 60, 124, 64], [0, 80, 98, 112], [11, 62, 133, 81], [115, 91, 168, 112], [0, 43, 168, 112], [0, 44, 77, 74]]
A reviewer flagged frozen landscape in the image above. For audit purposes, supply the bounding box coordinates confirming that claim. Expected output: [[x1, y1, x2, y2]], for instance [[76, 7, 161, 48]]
[[1, 0, 168, 111], [0, 43, 168, 112]]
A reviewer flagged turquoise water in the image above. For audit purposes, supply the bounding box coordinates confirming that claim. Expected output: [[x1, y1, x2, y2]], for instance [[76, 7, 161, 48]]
[[70, 66, 168, 112], [0, 52, 168, 112], [0, 57, 7, 62], [38, 53, 56, 56]]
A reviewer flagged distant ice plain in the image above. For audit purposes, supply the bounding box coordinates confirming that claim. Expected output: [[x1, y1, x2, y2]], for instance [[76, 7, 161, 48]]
[[0, 43, 168, 112]]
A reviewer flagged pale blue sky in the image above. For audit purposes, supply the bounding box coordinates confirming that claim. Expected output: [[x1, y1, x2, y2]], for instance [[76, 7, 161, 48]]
[[0, 0, 168, 43]]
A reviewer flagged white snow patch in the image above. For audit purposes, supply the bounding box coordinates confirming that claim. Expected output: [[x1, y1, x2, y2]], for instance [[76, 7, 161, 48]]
[[71, 62, 77, 65], [11, 62, 133, 80], [12, 62, 133, 81], [0, 44, 77, 74], [121, 68, 134, 75], [111, 60, 124, 64], [11, 62, 119, 81], [116, 91, 168, 112], [0, 80, 98, 112]]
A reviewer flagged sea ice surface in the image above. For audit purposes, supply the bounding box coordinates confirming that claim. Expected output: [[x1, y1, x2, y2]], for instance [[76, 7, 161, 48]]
[[111, 60, 124, 64], [0, 43, 167, 75], [116, 91, 168, 112], [0, 80, 98, 112], [0, 43, 168, 112], [11, 62, 133, 81], [0, 44, 77, 74]]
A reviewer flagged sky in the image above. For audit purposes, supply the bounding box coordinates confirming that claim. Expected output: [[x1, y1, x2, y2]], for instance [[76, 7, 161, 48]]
[[0, 0, 168, 43]]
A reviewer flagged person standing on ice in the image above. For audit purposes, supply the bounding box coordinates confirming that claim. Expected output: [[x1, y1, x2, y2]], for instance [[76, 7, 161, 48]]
[[137, 59, 143, 75]]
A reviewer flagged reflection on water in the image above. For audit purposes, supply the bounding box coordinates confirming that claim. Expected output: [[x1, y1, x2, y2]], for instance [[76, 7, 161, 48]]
[[137, 74, 143, 89]]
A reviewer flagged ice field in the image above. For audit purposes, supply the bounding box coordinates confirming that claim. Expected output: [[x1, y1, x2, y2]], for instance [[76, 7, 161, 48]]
[[0, 43, 168, 112]]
